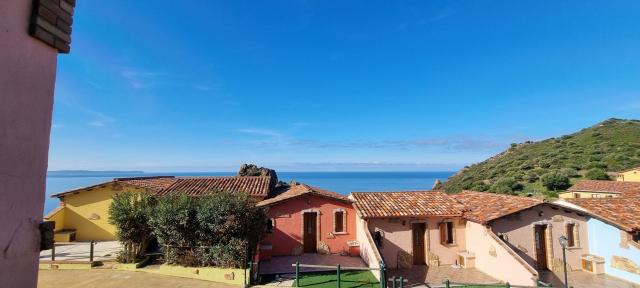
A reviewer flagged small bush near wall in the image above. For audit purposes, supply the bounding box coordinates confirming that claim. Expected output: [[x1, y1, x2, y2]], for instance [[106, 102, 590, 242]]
[[108, 192, 156, 263], [149, 192, 266, 268]]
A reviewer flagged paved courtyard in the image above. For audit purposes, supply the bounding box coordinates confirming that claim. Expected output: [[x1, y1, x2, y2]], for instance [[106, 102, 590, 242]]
[[388, 265, 498, 287], [40, 241, 120, 262], [259, 254, 368, 275], [539, 270, 639, 288], [38, 269, 236, 288]]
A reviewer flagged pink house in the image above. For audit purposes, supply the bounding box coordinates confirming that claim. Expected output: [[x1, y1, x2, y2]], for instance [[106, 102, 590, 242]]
[[257, 184, 358, 257], [351, 190, 548, 286]]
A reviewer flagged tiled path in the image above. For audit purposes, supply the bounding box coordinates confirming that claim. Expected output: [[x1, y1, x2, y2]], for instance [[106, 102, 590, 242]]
[[259, 254, 368, 275], [40, 241, 120, 262], [539, 270, 639, 288], [388, 265, 498, 287]]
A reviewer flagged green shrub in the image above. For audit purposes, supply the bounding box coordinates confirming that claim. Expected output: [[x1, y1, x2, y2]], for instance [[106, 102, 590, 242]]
[[108, 191, 155, 263], [559, 168, 579, 178], [149, 192, 265, 268], [540, 171, 571, 191], [491, 177, 522, 195], [585, 168, 610, 180], [524, 171, 539, 183]]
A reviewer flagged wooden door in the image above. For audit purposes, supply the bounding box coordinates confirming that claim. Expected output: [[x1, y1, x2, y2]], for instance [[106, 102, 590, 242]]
[[303, 213, 317, 253], [412, 223, 426, 265], [534, 225, 548, 269]]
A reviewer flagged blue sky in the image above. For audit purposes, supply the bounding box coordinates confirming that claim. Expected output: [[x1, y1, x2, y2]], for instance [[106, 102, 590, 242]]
[[49, 0, 640, 172]]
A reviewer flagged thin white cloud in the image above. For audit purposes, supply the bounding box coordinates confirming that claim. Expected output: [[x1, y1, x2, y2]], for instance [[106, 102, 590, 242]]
[[236, 128, 284, 138], [52, 123, 64, 129], [234, 127, 514, 152], [87, 112, 116, 127], [120, 69, 167, 89]]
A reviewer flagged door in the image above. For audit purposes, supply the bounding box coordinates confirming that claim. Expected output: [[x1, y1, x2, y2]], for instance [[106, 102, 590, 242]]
[[412, 223, 426, 265], [303, 213, 317, 253], [534, 225, 548, 269]]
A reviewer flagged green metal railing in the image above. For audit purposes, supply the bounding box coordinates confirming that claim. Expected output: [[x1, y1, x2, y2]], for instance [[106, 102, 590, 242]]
[[293, 260, 386, 288], [426, 279, 554, 288]]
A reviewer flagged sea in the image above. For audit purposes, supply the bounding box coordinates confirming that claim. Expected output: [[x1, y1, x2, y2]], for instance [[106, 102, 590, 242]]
[[44, 171, 454, 215]]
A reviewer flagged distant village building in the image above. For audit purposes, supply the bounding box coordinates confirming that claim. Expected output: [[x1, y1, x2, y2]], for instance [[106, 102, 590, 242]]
[[617, 167, 640, 182], [559, 180, 640, 199]]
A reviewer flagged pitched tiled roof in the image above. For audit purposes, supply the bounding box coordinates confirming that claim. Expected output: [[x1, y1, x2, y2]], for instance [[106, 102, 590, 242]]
[[256, 184, 350, 207], [452, 190, 543, 224], [155, 176, 272, 197], [51, 176, 272, 198], [566, 197, 640, 232], [567, 180, 640, 197], [350, 191, 466, 219], [116, 176, 177, 190]]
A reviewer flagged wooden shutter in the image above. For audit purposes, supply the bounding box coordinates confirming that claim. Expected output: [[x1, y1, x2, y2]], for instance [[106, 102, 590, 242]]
[[439, 222, 446, 245]]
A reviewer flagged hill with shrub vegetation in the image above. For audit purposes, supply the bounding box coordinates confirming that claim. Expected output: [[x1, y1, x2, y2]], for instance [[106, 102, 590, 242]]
[[445, 118, 640, 197]]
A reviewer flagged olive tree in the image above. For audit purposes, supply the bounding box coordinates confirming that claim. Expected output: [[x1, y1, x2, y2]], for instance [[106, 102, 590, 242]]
[[540, 170, 571, 191]]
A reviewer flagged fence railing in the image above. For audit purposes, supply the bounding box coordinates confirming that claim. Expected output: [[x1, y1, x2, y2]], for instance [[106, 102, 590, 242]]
[[48, 240, 97, 262], [292, 261, 386, 288], [426, 279, 554, 288]]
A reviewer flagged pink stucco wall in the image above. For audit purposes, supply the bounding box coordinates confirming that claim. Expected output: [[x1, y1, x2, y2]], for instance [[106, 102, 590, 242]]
[[490, 204, 589, 273], [0, 0, 58, 287], [367, 217, 466, 268], [465, 221, 538, 286], [355, 215, 382, 280], [262, 195, 357, 256]]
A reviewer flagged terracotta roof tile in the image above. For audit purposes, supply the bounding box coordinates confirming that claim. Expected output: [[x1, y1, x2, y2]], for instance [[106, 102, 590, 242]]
[[155, 176, 271, 197], [51, 176, 272, 198], [567, 180, 640, 197], [452, 190, 542, 224], [566, 197, 640, 232], [256, 184, 349, 207], [116, 176, 177, 191], [350, 191, 465, 219]]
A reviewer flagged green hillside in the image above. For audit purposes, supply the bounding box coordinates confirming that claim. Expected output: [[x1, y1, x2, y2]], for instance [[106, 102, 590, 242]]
[[445, 118, 640, 197]]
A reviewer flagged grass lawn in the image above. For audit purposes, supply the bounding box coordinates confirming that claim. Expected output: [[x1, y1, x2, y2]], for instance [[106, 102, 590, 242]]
[[296, 271, 379, 288]]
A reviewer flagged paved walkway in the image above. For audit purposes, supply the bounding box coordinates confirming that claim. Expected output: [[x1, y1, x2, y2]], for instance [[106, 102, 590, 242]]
[[40, 241, 120, 262], [389, 265, 498, 287], [38, 269, 237, 288], [259, 254, 368, 275], [539, 270, 639, 288]]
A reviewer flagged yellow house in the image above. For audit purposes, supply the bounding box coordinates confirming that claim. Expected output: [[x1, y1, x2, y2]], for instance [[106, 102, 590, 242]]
[[559, 180, 640, 199], [45, 176, 273, 242], [617, 167, 640, 182]]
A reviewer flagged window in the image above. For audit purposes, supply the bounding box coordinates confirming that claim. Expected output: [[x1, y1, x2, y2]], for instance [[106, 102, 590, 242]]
[[439, 221, 454, 245], [334, 210, 345, 233], [566, 223, 576, 247], [374, 231, 383, 248], [266, 219, 274, 233], [633, 233, 640, 244]]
